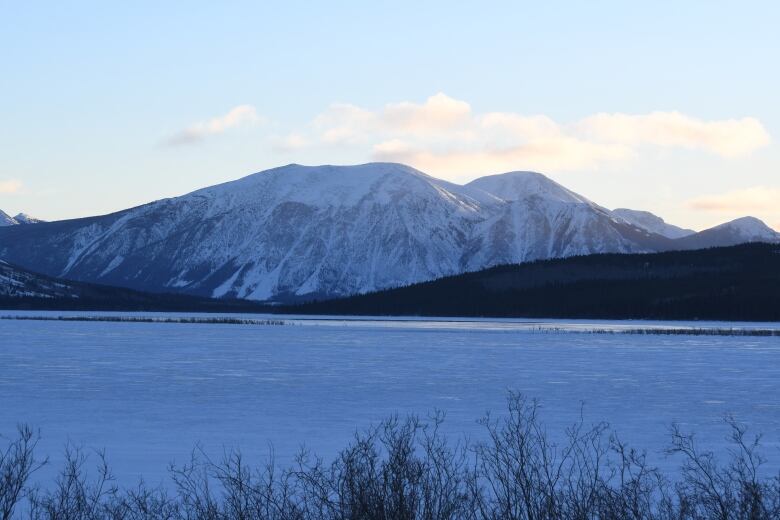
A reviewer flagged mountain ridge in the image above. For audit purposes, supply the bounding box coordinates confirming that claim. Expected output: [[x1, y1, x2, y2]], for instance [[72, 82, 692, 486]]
[[612, 208, 695, 239], [0, 163, 776, 302], [0, 210, 45, 226]]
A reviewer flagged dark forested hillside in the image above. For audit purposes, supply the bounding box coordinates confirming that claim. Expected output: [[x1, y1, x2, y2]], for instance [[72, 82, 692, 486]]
[[0, 260, 271, 312], [290, 243, 780, 321], [4, 244, 779, 320]]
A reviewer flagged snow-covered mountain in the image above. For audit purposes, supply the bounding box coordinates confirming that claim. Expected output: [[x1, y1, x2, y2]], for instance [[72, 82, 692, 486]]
[[13, 213, 44, 224], [612, 208, 695, 239], [463, 172, 670, 269], [673, 216, 780, 250], [0, 210, 17, 226], [0, 163, 775, 302], [0, 210, 43, 226]]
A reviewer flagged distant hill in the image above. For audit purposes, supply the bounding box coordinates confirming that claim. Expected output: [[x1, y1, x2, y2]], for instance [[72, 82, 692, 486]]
[[671, 217, 780, 250], [289, 243, 780, 322], [0, 260, 271, 312], [0, 210, 45, 226], [13, 212, 45, 224]]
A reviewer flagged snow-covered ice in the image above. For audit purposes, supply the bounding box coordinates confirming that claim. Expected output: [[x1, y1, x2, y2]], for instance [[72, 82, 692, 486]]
[[1, 312, 779, 485]]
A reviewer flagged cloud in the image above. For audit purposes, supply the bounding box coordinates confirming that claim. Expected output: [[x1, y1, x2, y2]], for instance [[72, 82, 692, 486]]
[[372, 138, 631, 178], [166, 105, 261, 146], [382, 92, 472, 136], [687, 187, 780, 231], [687, 186, 780, 212], [579, 112, 770, 157], [312, 103, 377, 145], [0, 179, 22, 194], [282, 93, 770, 178], [310, 93, 475, 147], [273, 133, 309, 152]]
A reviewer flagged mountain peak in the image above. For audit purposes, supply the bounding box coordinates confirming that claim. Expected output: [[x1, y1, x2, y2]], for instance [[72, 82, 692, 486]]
[[0, 210, 45, 226], [13, 213, 44, 224], [220, 162, 433, 190], [465, 170, 591, 204], [711, 216, 779, 238], [0, 209, 17, 226], [261, 162, 429, 178], [191, 162, 481, 212], [672, 215, 780, 250]]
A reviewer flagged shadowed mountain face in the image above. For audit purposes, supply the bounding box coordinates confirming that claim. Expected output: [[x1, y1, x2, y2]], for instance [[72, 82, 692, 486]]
[[0, 259, 271, 312], [0, 163, 776, 302], [0, 259, 82, 299]]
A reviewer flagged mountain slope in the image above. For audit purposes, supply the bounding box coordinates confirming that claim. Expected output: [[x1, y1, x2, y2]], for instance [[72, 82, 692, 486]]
[[0, 164, 488, 301], [0, 259, 80, 298], [463, 172, 673, 268], [291, 243, 780, 321], [612, 208, 695, 239], [0, 163, 775, 302], [0, 260, 270, 311], [0, 210, 17, 226]]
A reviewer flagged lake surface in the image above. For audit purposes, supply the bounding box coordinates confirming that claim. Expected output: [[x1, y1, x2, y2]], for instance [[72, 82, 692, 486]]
[[1, 311, 779, 485]]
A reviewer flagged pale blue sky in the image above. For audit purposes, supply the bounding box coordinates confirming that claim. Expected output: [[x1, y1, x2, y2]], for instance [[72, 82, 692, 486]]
[[2, 1, 778, 230]]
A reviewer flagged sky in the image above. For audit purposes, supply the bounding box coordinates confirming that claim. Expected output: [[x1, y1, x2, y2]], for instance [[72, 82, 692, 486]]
[[1, 1, 779, 231]]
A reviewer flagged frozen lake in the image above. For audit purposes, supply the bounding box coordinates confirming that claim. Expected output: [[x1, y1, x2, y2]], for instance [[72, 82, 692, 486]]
[[1, 311, 780, 485]]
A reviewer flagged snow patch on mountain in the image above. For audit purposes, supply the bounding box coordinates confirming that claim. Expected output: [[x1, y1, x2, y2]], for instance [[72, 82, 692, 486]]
[[99, 255, 125, 277]]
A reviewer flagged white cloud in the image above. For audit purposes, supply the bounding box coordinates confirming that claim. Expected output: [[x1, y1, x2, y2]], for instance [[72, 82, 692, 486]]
[[166, 105, 261, 146], [479, 113, 561, 143], [313, 103, 377, 145], [310, 93, 475, 146], [382, 92, 472, 136], [273, 133, 309, 152], [687, 186, 780, 212], [372, 138, 631, 180], [282, 93, 770, 178], [687, 186, 780, 231], [0, 179, 22, 194], [579, 111, 770, 157]]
